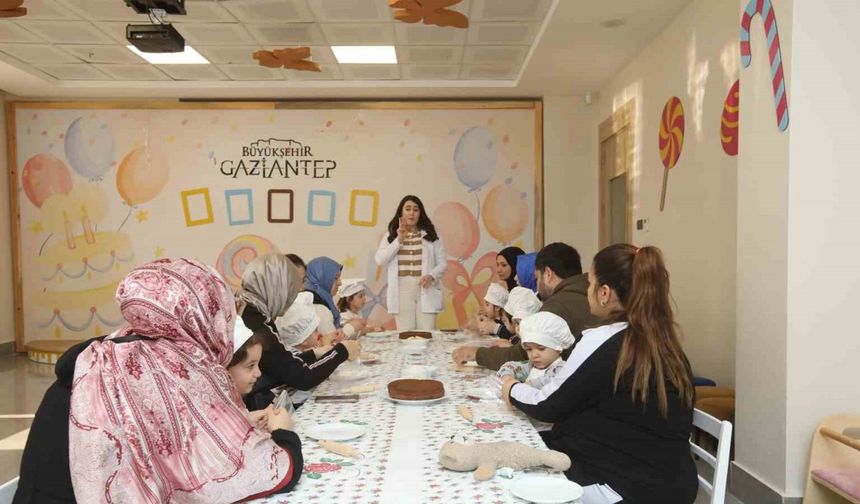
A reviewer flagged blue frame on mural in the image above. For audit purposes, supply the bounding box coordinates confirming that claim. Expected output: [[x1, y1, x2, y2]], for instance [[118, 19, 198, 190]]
[[225, 189, 254, 226], [307, 190, 336, 227]]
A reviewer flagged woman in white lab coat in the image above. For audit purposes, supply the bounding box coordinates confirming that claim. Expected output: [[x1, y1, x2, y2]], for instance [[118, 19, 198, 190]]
[[375, 195, 446, 330]]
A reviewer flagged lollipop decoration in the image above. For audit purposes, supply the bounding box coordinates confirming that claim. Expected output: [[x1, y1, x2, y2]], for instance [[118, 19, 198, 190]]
[[658, 97, 685, 211], [721, 80, 740, 156], [215, 234, 277, 290], [740, 0, 789, 131]]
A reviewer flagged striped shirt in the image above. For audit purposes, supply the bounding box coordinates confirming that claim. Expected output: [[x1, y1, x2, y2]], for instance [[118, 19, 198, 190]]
[[398, 233, 422, 277]]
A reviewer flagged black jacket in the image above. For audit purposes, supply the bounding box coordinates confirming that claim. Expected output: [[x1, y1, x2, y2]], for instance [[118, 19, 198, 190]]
[[509, 327, 698, 504]]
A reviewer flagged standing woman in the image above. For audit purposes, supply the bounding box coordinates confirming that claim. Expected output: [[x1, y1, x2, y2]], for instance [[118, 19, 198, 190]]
[[496, 246, 525, 290], [375, 195, 446, 330], [501, 244, 697, 503]]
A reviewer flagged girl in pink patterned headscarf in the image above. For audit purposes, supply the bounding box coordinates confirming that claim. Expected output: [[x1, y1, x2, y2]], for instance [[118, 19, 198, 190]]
[[63, 259, 303, 503]]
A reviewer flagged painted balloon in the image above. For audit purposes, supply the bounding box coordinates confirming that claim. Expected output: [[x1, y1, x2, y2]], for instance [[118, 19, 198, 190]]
[[453, 126, 497, 191], [432, 201, 480, 260], [21, 153, 73, 208], [64, 117, 115, 180], [482, 180, 528, 244], [116, 147, 169, 206], [216, 235, 277, 290]]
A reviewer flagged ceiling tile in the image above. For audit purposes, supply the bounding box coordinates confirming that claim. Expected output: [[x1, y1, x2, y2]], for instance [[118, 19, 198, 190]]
[[175, 1, 239, 23], [15, 21, 116, 44], [58, 44, 146, 64], [247, 23, 326, 45], [339, 64, 399, 80], [95, 64, 170, 80], [287, 63, 342, 80], [0, 23, 47, 43], [401, 65, 460, 80], [57, 0, 148, 22], [396, 46, 463, 64], [463, 45, 528, 65], [196, 46, 259, 65], [460, 64, 518, 80], [320, 23, 394, 45], [466, 22, 539, 45], [219, 64, 285, 80], [308, 0, 391, 22], [471, 0, 551, 21], [92, 22, 130, 44], [0, 44, 81, 64], [14, 0, 81, 20], [36, 63, 111, 80], [394, 24, 468, 45], [222, 0, 315, 24], [179, 23, 257, 46], [157, 64, 229, 80]]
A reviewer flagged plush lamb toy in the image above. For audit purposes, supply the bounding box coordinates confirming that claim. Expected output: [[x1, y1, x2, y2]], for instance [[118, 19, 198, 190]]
[[438, 440, 571, 481]]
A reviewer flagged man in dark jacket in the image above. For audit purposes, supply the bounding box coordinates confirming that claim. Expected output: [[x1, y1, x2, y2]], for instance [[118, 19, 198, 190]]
[[452, 242, 600, 370]]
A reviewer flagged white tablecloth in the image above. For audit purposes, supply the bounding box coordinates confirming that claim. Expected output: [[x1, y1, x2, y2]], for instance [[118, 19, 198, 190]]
[[252, 331, 573, 504]]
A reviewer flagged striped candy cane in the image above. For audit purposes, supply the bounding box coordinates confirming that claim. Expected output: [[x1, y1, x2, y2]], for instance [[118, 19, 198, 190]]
[[740, 0, 789, 131]]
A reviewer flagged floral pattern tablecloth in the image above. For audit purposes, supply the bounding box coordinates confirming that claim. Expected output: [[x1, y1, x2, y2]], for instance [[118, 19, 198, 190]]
[[253, 332, 568, 504]]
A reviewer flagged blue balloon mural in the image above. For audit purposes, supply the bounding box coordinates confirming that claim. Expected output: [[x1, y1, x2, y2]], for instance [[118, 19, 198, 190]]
[[64, 117, 115, 180], [453, 126, 497, 192]]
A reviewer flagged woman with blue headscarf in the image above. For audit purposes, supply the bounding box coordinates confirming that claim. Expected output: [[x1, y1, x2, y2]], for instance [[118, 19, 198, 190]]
[[515, 252, 538, 293], [304, 257, 345, 341]]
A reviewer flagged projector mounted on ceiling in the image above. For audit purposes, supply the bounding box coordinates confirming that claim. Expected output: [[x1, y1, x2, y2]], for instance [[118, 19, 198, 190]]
[[125, 0, 186, 53], [124, 0, 186, 15]]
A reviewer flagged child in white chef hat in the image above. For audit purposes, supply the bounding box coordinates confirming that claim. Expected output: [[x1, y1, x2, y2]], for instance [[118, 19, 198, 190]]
[[477, 283, 512, 338], [336, 278, 382, 338]]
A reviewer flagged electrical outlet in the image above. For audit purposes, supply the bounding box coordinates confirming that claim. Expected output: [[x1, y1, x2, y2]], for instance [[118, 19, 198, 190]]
[[636, 218, 649, 232]]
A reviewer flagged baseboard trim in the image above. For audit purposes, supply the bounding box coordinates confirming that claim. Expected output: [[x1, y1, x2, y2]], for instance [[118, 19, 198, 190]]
[[0, 341, 14, 356], [731, 462, 803, 504]]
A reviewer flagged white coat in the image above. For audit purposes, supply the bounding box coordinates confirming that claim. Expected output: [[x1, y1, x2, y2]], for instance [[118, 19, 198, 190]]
[[374, 232, 447, 314]]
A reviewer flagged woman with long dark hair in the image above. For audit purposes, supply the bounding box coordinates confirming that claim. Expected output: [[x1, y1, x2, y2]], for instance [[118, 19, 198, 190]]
[[496, 246, 524, 290], [375, 195, 446, 330], [501, 244, 697, 504]]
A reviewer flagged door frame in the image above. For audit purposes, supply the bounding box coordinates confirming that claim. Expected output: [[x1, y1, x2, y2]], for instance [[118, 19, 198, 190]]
[[598, 99, 635, 248]]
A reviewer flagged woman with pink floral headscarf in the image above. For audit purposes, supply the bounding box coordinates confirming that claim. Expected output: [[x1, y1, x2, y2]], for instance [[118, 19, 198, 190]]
[[14, 258, 303, 504]]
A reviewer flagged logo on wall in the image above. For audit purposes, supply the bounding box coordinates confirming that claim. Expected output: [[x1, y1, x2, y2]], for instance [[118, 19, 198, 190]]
[[219, 138, 337, 179]]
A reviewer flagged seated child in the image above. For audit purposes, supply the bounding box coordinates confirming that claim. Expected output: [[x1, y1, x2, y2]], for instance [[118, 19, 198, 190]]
[[228, 319, 278, 428], [496, 312, 574, 431], [493, 286, 543, 348], [337, 278, 382, 338], [476, 283, 514, 339]]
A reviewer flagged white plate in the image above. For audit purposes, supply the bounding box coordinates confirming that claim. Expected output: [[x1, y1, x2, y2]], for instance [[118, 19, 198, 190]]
[[382, 380, 448, 405], [330, 365, 372, 382], [365, 330, 395, 338], [509, 476, 584, 504], [401, 365, 438, 379], [304, 422, 368, 441]]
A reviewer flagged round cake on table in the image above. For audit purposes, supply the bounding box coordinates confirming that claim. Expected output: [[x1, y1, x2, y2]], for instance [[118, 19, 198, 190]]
[[398, 331, 433, 340], [388, 379, 445, 400]]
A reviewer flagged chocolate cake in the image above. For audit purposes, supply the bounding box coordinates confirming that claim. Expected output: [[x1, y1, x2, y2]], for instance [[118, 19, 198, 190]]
[[399, 331, 433, 340], [388, 379, 444, 400]]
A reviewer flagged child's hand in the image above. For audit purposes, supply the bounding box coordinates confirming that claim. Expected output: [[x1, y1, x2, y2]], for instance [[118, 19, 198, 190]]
[[477, 319, 497, 335], [348, 318, 366, 332], [490, 339, 512, 348], [249, 405, 272, 430], [267, 407, 295, 432], [313, 344, 333, 358], [500, 376, 518, 403], [341, 340, 361, 360], [452, 346, 478, 365]]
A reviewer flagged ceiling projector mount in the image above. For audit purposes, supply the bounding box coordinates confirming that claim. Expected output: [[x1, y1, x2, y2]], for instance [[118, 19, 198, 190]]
[[125, 0, 187, 53]]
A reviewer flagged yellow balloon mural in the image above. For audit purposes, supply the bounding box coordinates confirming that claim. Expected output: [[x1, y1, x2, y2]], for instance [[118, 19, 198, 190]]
[[116, 147, 169, 206], [482, 180, 528, 244]]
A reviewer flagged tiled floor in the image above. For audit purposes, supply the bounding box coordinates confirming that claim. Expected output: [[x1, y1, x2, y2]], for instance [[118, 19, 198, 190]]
[[0, 352, 746, 503]]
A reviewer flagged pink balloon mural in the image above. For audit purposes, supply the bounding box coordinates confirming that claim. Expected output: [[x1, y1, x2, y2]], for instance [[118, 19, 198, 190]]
[[482, 178, 528, 244], [432, 201, 479, 260], [116, 147, 169, 206], [22, 153, 73, 208]]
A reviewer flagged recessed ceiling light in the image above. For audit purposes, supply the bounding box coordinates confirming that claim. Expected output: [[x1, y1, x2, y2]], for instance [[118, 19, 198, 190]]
[[600, 18, 626, 29], [126, 45, 209, 64], [331, 46, 397, 64]]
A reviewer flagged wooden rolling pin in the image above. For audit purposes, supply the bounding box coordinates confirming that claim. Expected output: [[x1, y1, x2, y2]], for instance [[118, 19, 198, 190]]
[[458, 404, 474, 422], [319, 440, 361, 458]]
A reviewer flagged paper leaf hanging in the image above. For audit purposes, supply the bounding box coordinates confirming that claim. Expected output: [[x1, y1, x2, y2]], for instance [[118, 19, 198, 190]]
[[252, 47, 321, 72], [389, 0, 469, 29], [0, 0, 27, 18]]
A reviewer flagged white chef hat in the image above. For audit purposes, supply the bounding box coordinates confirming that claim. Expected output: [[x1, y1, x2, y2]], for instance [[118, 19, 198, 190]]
[[483, 282, 509, 309], [504, 287, 542, 321], [233, 318, 255, 353], [518, 312, 575, 351], [337, 278, 366, 299], [275, 292, 320, 347]]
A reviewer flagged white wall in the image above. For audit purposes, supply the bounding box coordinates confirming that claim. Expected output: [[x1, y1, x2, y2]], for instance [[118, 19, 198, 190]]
[[0, 90, 13, 346], [574, 0, 740, 387], [543, 96, 599, 262], [783, 0, 860, 494]]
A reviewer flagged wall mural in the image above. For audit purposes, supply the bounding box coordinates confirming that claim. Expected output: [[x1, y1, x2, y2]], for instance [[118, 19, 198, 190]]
[[658, 96, 686, 211], [740, 0, 789, 131]]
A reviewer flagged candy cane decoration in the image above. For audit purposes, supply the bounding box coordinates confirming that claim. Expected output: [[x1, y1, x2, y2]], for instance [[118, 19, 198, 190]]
[[740, 0, 789, 131]]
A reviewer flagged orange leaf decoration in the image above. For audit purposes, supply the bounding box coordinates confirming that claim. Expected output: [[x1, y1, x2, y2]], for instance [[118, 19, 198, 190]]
[[252, 47, 321, 72], [389, 0, 469, 29], [0, 0, 26, 18]]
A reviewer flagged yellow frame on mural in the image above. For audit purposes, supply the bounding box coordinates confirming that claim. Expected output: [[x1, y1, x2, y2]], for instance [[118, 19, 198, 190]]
[[5, 100, 543, 352], [180, 188, 214, 227], [349, 189, 380, 227]]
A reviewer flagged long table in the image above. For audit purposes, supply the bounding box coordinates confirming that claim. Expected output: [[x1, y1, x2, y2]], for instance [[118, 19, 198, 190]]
[[253, 331, 569, 504]]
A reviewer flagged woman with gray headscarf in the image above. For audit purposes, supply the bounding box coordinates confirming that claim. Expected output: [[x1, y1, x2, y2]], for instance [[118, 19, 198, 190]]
[[238, 254, 360, 410]]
